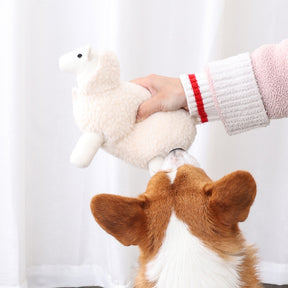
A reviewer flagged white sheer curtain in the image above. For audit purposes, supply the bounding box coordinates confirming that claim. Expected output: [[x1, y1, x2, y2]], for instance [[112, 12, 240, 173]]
[[1, 0, 288, 287]]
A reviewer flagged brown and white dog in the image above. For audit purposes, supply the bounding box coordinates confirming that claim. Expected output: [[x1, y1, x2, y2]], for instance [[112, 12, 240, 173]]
[[90, 150, 262, 288]]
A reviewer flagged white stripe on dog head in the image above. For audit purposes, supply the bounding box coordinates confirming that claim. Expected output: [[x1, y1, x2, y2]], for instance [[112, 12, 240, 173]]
[[146, 212, 243, 288]]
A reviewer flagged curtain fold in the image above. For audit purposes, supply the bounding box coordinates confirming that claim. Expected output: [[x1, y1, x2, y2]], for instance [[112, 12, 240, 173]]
[[0, 1, 27, 287], [1, 0, 288, 287]]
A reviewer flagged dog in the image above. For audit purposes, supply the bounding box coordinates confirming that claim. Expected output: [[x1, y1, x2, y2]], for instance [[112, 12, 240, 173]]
[[90, 150, 262, 287]]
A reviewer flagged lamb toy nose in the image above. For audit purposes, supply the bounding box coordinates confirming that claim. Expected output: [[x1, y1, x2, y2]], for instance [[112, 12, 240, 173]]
[[162, 149, 200, 171], [58, 54, 70, 71], [59, 50, 80, 72]]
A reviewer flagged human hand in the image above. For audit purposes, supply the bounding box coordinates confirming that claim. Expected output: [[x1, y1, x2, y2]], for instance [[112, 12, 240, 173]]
[[131, 74, 188, 121]]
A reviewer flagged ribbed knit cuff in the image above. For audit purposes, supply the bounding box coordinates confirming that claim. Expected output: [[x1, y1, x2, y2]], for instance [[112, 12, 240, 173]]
[[207, 52, 270, 135], [179, 73, 218, 123]]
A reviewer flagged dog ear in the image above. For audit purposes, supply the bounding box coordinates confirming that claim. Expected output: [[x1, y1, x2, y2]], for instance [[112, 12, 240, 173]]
[[204, 171, 256, 227], [90, 194, 146, 246]]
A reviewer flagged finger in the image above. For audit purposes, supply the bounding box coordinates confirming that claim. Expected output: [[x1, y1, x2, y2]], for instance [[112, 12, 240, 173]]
[[130, 77, 152, 92], [136, 96, 162, 122]]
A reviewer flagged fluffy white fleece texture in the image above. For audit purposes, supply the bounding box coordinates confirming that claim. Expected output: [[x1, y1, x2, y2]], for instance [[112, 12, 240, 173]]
[[59, 46, 196, 170]]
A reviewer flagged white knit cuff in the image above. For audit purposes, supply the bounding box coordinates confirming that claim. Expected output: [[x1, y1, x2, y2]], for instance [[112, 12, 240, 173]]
[[179, 73, 218, 123], [207, 52, 270, 135]]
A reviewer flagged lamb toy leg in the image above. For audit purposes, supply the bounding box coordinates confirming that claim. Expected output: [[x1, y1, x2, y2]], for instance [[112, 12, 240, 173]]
[[149, 149, 200, 176], [70, 132, 103, 168]]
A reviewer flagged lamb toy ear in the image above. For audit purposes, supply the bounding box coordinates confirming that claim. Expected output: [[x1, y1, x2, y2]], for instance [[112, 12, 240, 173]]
[[81, 44, 92, 61]]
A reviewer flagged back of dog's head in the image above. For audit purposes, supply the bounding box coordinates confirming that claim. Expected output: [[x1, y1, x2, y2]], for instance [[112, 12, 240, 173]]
[[90, 164, 256, 257]]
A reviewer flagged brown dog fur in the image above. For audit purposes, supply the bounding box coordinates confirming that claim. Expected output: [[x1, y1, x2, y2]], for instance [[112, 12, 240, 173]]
[[90, 165, 262, 287]]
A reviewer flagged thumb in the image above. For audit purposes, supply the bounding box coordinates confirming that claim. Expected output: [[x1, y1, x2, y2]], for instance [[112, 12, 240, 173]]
[[136, 96, 162, 122]]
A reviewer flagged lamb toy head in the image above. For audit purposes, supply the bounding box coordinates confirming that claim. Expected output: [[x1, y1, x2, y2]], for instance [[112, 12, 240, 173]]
[[59, 45, 93, 73], [59, 46, 197, 175], [59, 45, 120, 93]]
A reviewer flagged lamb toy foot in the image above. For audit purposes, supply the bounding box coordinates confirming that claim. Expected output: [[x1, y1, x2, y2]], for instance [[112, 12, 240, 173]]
[[161, 149, 200, 172], [70, 132, 103, 168], [59, 46, 197, 171], [148, 149, 200, 176]]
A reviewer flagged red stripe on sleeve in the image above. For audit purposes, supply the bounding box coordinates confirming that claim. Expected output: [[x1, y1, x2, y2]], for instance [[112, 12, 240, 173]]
[[188, 74, 208, 123]]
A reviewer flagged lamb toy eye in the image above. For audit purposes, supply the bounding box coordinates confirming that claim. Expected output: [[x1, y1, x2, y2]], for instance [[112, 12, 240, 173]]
[[77, 54, 82, 58]]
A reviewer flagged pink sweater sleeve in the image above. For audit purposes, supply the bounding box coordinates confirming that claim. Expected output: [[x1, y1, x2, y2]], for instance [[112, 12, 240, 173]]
[[251, 39, 288, 119], [180, 40, 288, 135]]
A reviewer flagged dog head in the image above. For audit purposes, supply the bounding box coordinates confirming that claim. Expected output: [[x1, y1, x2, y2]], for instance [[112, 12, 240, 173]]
[[90, 151, 258, 287]]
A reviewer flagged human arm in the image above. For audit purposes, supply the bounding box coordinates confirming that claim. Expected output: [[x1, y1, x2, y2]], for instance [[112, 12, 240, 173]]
[[134, 39, 288, 135]]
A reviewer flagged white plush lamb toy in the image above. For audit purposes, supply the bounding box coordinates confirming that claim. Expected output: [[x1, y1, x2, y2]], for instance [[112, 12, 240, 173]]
[[59, 45, 197, 174]]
